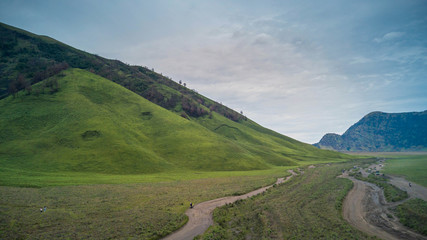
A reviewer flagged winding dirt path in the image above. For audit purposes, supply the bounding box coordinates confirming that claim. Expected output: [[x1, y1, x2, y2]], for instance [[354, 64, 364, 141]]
[[162, 170, 298, 240], [341, 163, 427, 240]]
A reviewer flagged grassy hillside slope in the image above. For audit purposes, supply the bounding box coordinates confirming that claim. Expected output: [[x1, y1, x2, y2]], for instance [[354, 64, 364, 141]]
[[0, 21, 245, 124], [0, 69, 268, 175], [0, 69, 348, 184], [0, 22, 344, 160], [0, 22, 353, 187]]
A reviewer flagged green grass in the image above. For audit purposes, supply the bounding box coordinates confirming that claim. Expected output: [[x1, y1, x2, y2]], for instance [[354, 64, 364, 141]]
[[198, 160, 376, 240], [0, 68, 351, 186], [0, 68, 269, 176], [0, 22, 352, 170], [394, 198, 427, 236], [0, 172, 290, 239], [0, 67, 359, 239], [382, 154, 427, 187], [0, 164, 293, 188], [0, 23, 385, 239]]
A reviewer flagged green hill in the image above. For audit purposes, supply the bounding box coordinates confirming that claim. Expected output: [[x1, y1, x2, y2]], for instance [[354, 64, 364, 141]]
[[1, 68, 347, 175], [314, 111, 427, 152], [0, 69, 266, 174], [0, 22, 350, 186], [0, 21, 243, 123]]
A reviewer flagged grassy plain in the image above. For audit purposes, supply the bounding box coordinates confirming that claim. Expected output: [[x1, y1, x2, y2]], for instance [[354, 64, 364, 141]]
[[347, 152, 427, 187], [0, 165, 295, 188], [0, 171, 293, 239], [382, 154, 427, 187], [198, 160, 376, 240]]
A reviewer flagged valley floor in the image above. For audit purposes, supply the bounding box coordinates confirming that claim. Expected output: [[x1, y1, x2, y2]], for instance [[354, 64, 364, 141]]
[[197, 160, 376, 239], [0, 173, 283, 239], [2, 156, 426, 239], [163, 170, 297, 240], [197, 156, 427, 240]]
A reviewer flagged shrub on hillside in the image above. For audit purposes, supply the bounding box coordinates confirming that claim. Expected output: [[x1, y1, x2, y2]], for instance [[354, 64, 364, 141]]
[[181, 96, 208, 118]]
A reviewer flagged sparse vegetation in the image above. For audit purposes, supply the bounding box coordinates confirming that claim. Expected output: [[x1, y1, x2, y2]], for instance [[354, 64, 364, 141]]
[[353, 173, 408, 202]]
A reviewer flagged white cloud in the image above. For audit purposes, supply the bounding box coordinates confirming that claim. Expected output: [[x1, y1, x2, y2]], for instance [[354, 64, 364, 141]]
[[373, 31, 405, 43], [108, 5, 426, 144], [117, 22, 363, 143], [350, 56, 372, 64]]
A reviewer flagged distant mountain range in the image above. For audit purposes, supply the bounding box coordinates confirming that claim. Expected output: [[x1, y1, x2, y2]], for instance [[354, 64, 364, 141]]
[[314, 110, 427, 152], [0, 22, 349, 176]]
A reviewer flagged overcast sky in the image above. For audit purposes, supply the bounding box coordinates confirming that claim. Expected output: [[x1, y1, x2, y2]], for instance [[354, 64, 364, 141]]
[[1, 0, 426, 143]]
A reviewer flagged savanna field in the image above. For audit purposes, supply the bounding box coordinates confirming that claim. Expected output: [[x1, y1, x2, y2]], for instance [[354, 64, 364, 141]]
[[0, 23, 355, 238], [1, 20, 427, 240], [2, 154, 427, 239]]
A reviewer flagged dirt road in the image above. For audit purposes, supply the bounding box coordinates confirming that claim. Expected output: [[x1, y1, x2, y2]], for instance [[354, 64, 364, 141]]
[[162, 170, 298, 240], [342, 164, 427, 240], [388, 176, 427, 201]]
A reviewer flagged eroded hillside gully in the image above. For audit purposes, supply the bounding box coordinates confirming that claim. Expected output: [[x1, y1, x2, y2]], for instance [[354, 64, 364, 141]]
[[341, 161, 427, 240]]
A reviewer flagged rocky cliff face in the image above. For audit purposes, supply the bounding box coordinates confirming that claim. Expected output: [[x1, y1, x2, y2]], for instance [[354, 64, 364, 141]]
[[314, 110, 427, 152], [314, 133, 343, 150]]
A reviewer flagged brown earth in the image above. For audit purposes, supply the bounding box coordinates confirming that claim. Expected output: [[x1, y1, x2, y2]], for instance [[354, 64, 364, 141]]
[[342, 163, 427, 240], [162, 170, 298, 240]]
